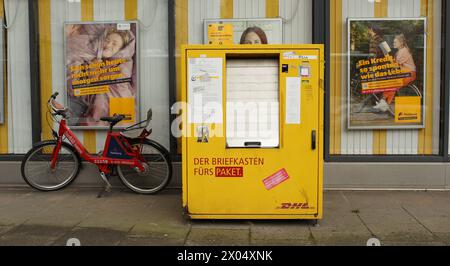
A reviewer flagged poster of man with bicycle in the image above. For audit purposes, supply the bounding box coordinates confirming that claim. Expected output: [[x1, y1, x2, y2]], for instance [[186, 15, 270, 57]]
[[348, 18, 426, 129]]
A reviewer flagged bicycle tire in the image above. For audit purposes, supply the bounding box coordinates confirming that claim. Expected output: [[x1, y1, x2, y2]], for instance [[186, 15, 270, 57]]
[[117, 138, 172, 195], [21, 140, 81, 192]]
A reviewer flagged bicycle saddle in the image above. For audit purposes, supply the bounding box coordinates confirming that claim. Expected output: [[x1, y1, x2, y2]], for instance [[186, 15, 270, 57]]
[[100, 115, 125, 124]]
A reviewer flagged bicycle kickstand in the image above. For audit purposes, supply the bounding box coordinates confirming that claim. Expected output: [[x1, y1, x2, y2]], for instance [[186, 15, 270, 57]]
[[97, 172, 112, 198]]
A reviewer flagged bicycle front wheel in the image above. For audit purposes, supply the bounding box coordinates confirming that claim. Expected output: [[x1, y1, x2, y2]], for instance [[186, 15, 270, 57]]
[[21, 141, 80, 191], [117, 139, 172, 194]]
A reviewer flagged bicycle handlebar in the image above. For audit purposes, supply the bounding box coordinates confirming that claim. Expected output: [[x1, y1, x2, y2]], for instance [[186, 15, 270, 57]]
[[48, 92, 59, 103], [47, 92, 68, 118]]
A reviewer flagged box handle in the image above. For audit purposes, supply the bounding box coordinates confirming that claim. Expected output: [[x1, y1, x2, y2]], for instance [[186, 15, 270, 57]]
[[244, 142, 262, 148], [312, 130, 316, 150]]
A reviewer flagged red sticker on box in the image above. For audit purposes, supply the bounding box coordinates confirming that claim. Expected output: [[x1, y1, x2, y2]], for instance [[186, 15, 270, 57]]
[[215, 167, 243, 177], [263, 169, 290, 190]]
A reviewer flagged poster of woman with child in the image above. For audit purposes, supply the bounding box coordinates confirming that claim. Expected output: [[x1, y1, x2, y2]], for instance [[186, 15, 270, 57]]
[[65, 21, 138, 128], [348, 18, 426, 129]]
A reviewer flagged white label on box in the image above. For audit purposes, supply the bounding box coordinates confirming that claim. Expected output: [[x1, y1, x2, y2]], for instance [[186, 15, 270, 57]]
[[117, 23, 131, 31], [283, 51, 318, 60], [286, 77, 301, 124], [300, 67, 310, 77]]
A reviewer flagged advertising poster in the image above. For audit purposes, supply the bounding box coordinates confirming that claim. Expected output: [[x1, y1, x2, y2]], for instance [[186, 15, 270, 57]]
[[204, 18, 282, 45], [348, 18, 426, 129], [65, 21, 138, 128]]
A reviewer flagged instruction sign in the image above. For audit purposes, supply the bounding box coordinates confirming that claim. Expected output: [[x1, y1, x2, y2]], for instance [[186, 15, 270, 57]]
[[188, 57, 223, 124], [207, 24, 234, 45]]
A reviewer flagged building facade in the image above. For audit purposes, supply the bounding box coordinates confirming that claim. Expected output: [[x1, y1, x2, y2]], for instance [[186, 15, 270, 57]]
[[0, 0, 449, 189]]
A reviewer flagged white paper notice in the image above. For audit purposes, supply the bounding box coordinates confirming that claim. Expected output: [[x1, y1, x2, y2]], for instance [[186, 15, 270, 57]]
[[188, 58, 223, 124], [286, 77, 301, 124]]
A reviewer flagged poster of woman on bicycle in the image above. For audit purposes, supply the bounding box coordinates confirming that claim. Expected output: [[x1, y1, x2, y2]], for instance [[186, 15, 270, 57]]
[[348, 18, 426, 129], [65, 21, 139, 128]]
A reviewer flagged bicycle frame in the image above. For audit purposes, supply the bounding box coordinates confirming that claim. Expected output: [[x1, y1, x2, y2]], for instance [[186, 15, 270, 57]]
[[51, 119, 145, 174]]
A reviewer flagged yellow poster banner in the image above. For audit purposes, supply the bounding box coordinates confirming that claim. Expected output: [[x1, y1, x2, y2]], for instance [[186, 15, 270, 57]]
[[361, 79, 404, 93], [73, 85, 110, 97], [395, 96, 422, 124], [109, 97, 136, 124]]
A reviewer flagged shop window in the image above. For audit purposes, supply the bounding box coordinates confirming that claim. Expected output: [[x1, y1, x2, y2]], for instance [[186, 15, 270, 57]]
[[329, 0, 443, 156]]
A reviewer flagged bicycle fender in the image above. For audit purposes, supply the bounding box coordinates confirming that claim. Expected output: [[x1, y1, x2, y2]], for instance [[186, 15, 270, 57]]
[[32, 140, 83, 168]]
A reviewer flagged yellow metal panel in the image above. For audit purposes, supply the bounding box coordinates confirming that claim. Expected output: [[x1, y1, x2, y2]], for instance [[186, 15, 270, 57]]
[[124, 0, 138, 20], [0, 0, 7, 154], [221, 0, 233, 19], [81, 0, 96, 153], [81, 0, 94, 21], [330, 0, 342, 155], [266, 0, 279, 18], [182, 45, 323, 219], [418, 0, 434, 155], [38, 0, 53, 142]]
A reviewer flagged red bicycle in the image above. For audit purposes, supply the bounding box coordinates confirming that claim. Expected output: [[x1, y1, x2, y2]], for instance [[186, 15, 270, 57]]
[[21, 92, 172, 194]]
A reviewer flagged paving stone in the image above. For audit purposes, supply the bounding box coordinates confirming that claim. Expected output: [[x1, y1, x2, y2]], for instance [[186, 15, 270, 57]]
[[432, 232, 450, 245], [0, 226, 13, 236], [118, 236, 184, 246], [191, 220, 250, 230], [0, 191, 71, 226], [251, 221, 311, 241], [381, 241, 446, 246], [129, 223, 190, 240], [52, 227, 128, 246], [251, 239, 314, 246], [185, 228, 249, 246], [0, 189, 449, 246], [0, 224, 70, 246]]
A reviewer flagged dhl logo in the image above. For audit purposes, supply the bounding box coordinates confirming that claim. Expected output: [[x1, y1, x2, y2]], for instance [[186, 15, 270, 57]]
[[278, 203, 312, 210]]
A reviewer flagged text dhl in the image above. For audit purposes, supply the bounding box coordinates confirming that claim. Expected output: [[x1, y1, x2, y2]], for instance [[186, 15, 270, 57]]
[[356, 55, 395, 68]]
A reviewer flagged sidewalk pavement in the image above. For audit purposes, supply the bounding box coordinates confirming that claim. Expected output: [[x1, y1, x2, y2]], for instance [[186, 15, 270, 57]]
[[0, 188, 449, 246]]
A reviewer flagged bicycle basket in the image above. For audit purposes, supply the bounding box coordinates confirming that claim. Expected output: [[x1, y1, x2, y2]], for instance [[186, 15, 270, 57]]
[[121, 109, 152, 138]]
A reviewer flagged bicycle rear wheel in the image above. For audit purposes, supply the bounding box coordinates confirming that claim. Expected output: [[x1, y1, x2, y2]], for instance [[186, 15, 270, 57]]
[[21, 141, 80, 191], [117, 139, 172, 194]]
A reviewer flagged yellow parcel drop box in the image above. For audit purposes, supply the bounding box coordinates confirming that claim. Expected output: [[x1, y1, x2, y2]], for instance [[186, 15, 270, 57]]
[[181, 45, 324, 220]]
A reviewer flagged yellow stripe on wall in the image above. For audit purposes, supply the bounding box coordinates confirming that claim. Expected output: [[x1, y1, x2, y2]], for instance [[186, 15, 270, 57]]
[[38, 0, 53, 143], [329, 0, 336, 154], [266, 0, 279, 18], [0, 0, 7, 154], [372, 0, 388, 155], [81, 0, 94, 21], [81, 0, 96, 153], [124, 0, 138, 21], [330, 0, 342, 155], [418, 0, 434, 155], [221, 0, 233, 19]]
